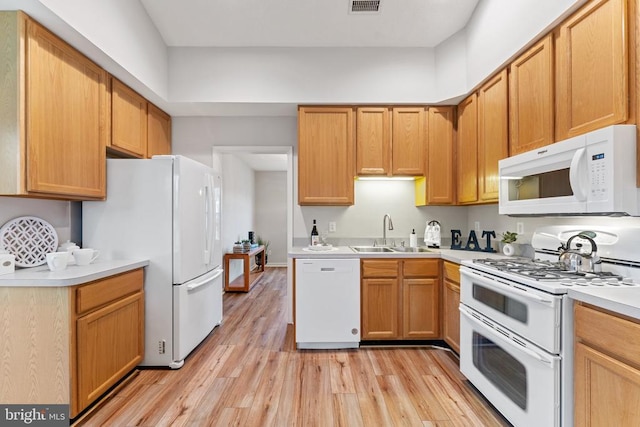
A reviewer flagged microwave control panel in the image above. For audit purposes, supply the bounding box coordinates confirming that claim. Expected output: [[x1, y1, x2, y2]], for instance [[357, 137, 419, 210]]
[[589, 152, 607, 200]]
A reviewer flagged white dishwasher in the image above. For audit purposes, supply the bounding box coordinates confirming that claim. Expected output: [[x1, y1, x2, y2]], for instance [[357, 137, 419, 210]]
[[295, 258, 360, 349]]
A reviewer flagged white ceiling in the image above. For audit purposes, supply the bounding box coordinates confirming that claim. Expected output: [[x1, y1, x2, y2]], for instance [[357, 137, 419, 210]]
[[139, 0, 480, 48]]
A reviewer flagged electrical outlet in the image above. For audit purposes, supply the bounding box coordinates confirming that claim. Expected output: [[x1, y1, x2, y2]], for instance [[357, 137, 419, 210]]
[[516, 222, 524, 235], [474, 221, 480, 232], [329, 221, 337, 232]]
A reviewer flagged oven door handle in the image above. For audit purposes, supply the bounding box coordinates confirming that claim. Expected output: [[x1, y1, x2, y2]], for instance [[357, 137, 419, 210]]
[[465, 269, 555, 306], [460, 306, 555, 366]]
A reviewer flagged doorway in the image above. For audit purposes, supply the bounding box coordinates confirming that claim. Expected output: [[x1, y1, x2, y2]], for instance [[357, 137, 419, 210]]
[[212, 145, 294, 322]]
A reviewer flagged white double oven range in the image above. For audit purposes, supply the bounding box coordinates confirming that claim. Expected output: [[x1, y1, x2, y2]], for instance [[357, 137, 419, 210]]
[[459, 225, 640, 427]]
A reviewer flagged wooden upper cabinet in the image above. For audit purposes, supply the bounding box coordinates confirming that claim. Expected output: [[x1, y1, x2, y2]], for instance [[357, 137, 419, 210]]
[[298, 106, 355, 205], [555, 0, 629, 139], [356, 107, 391, 175], [478, 69, 509, 202], [111, 78, 148, 158], [509, 34, 555, 155], [391, 107, 427, 175], [147, 103, 172, 157], [426, 106, 456, 205], [24, 17, 107, 199], [457, 94, 479, 204]]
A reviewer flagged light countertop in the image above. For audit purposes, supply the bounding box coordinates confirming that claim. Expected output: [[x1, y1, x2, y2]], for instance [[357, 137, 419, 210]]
[[569, 287, 640, 320], [0, 259, 149, 287], [289, 246, 506, 264]]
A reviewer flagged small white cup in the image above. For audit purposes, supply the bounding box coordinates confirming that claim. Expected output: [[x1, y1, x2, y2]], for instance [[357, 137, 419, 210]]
[[46, 252, 68, 271], [74, 248, 99, 266]]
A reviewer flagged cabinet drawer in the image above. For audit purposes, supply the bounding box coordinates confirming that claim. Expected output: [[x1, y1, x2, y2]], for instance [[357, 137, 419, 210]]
[[76, 269, 144, 315], [362, 260, 399, 278], [403, 259, 439, 277], [575, 303, 640, 368], [443, 261, 460, 283]]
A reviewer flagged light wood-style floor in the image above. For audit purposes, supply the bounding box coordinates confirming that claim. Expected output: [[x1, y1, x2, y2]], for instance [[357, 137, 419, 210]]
[[77, 267, 510, 427]]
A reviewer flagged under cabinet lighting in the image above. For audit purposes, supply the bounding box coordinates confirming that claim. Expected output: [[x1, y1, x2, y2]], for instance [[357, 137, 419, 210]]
[[357, 176, 416, 181]]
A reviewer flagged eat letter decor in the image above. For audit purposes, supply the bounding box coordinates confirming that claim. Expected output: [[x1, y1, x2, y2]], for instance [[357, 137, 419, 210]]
[[451, 229, 497, 253]]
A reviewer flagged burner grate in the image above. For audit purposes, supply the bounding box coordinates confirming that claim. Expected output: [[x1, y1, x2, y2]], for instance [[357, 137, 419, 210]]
[[473, 258, 623, 282]]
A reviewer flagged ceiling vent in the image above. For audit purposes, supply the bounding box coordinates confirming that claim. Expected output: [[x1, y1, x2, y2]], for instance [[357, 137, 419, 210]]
[[349, 0, 381, 14]]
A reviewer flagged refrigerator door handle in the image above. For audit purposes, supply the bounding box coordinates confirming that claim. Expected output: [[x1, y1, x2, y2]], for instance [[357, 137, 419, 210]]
[[203, 181, 212, 265], [187, 268, 223, 291]]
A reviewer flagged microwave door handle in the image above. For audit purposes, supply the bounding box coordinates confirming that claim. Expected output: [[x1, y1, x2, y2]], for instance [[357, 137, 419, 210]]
[[569, 147, 588, 201]]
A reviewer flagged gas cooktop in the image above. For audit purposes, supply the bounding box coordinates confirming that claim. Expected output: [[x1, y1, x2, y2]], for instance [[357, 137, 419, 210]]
[[465, 257, 640, 295], [472, 258, 624, 281]]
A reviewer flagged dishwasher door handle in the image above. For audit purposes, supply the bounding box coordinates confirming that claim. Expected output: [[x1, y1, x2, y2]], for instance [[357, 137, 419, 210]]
[[320, 267, 335, 272]]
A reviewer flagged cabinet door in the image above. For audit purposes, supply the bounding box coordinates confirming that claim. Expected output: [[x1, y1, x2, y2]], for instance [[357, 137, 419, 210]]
[[147, 103, 172, 157], [556, 0, 628, 139], [402, 278, 439, 338], [26, 20, 107, 199], [111, 78, 148, 158], [509, 34, 554, 155], [457, 94, 478, 204], [356, 107, 390, 175], [391, 107, 426, 176], [427, 106, 456, 204], [478, 69, 509, 202], [298, 107, 355, 205], [575, 342, 640, 426], [361, 278, 399, 339], [76, 292, 144, 413], [443, 261, 460, 353], [443, 279, 460, 353]]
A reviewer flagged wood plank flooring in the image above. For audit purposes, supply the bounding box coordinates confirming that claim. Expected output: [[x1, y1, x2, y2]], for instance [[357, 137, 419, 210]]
[[76, 267, 510, 427]]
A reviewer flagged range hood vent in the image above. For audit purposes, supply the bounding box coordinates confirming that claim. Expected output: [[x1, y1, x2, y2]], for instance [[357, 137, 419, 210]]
[[349, 0, 381, 13]]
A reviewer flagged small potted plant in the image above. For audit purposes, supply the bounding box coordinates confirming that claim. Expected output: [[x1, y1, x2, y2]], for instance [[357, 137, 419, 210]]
[[233, 241, 243, 253], [242, 240, 251, 252], [256, 236, 270, 265], [500, 231, 518, 256]]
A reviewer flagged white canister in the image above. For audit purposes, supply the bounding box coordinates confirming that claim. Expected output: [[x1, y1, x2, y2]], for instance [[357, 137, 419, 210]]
[[0, 253, 16, 275]]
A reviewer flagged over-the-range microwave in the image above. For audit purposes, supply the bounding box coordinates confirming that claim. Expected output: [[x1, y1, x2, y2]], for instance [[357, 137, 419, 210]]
[[499, 124, 638, 216]]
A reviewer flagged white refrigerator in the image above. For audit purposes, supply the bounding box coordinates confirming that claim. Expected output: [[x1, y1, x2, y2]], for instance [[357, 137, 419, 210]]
[[83, 155, 223, 368]]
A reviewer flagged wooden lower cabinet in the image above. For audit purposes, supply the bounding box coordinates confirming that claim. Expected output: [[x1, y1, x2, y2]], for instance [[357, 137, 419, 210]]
[[574, 303, 640, 426], [442, 261, 461, 353], [76, 291, 144, 413], [0, 268, 144, 419], [73, 269, 144, 416], [361, 259, 439, 340]]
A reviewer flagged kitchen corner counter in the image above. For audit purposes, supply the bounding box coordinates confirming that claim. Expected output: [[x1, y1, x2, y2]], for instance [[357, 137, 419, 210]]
[[288, 246, 506, 263], [569, 287, 640, 320], [0, 259, 149, 287]]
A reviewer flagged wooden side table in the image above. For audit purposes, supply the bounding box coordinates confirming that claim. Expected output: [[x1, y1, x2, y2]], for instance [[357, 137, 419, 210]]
[[223, 245, 265, 292]]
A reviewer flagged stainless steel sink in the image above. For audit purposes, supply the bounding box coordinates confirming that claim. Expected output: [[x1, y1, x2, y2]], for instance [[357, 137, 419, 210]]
[[350, 246, 394, 253], [390, 246, 432, 253]]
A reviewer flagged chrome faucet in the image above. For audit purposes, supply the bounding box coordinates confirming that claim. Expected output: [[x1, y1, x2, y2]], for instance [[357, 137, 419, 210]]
[[382, 214, 394, 246]]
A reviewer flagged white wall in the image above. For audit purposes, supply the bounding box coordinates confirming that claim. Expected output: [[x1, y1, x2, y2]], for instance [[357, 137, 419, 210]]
[[464, 0, 586, 89], [220, 154, 255, 280], [0, 197, 76, 250], [294, 180, 468, 246], [0, 0, 588, 112], [169, 47, 437, 104], [254, 171, 287, 266], [0, 0, 170, 107]]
